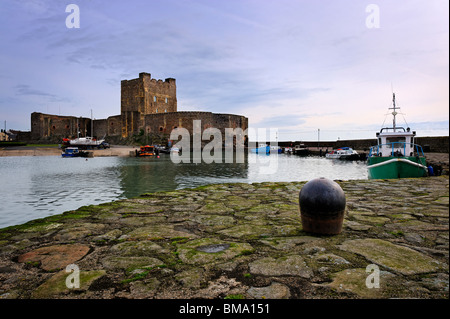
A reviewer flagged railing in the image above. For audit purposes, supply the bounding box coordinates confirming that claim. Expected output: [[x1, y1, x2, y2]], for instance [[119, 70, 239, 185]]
[[369, 142, 425, 158]]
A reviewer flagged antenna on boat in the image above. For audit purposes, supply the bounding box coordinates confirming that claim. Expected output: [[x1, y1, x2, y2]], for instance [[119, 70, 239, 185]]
[[389, 92, 398, 132]]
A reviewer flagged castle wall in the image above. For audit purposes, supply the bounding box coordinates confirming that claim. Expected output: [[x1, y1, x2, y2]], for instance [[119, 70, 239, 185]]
[[31, 112, 91, 141], [143, 111, 248, 146], [93, 115, 122, 138]]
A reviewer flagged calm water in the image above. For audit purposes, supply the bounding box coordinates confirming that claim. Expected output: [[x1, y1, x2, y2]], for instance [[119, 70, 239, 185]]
[[0, 153, 367, 228]]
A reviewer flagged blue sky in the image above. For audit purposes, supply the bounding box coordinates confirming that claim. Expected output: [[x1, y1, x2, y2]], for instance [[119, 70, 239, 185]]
[[0, 0, 448, 141]]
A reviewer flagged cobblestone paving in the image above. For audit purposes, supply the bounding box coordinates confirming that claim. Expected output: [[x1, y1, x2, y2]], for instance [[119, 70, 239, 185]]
[[0, 176, 448, 299]]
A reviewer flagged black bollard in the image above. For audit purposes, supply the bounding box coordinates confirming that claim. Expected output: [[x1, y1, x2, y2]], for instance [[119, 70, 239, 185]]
[[299, 177, 346, 235]]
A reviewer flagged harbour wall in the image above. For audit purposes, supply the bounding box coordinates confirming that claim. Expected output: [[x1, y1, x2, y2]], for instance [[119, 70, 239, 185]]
[[275, 136, 449, 153]]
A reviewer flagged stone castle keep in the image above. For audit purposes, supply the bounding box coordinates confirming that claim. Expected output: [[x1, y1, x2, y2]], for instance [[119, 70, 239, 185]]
[[31, 72, 248, 144]]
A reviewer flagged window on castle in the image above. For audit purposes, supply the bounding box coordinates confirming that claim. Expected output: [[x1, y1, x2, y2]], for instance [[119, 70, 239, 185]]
[[165, 97, 168, 103], [156, 109, 158, 113], [165, 109, 167, 112], [154, 96, 157, 102]]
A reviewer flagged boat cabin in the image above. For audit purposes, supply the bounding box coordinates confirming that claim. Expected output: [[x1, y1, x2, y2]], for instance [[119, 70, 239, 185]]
[[372, 127, 418, 157]]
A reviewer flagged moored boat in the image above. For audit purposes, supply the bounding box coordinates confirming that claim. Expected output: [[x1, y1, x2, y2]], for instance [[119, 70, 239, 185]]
[[137, 145, 158, 157], [294, 144, 309, 156], [251, 144, 270, 154], [63, 136, 108, 149], [326, 147, 358, 160], [61, 147, 89, 158], [367, 93, 428, 179]]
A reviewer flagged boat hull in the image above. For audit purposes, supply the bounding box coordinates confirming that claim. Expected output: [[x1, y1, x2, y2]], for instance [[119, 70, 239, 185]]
[[251, 146, 270, 154], [367, 156, 427, 179]]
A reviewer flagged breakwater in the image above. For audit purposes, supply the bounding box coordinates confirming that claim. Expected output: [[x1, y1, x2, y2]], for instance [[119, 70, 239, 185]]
[[277, 136, 449, 153], [0, 176, 448, 299]]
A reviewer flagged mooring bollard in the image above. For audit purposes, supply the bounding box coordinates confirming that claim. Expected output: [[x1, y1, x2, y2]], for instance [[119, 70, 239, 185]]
[[299, 177, 346, 235]]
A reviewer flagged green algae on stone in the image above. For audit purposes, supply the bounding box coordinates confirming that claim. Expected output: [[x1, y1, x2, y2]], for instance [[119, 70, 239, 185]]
[[249, 254, 313, 278], [191, 214, 236, 230], [247, 282, 291, 299], [174, 268, 206, 288], [32, 269, 106, 298], [54, 222, 106, 241], [118, 216, 167, 227], [217, 224, 273, 239], [259, 236, 321, 251], [344, 220, 372, 231], [18, 222, 63, 234], [110, 241, 165, 257], [129, 277, 161, 296], [92, 229, 122, 243], [351, 215, 390, 225], [198, 202, 234, 214], [101, 256, 164, 271], [176, 238, 254, 265], [338, 239, 443, 275], [434, 196, 449, 205], [124, 224, 197, 241], [325, 268, 397, 298]]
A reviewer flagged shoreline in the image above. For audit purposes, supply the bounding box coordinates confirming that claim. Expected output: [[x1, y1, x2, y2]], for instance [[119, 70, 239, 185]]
[[0, 146, 140, 157], [0, 176, 448, 299], [1, 147, 448, 175]]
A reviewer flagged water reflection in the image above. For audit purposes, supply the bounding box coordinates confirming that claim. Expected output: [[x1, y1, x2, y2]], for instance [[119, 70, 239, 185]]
[[117, 152, 249, 198]]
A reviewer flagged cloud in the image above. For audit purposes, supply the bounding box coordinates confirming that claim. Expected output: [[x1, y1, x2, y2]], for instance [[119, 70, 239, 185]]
[[14, 84, 69, 103]]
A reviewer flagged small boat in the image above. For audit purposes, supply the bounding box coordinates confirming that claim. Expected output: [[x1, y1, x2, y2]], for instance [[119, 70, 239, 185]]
[[62, 136, 107, 149], [367, 93, 428, 179], [61, 147, 89, 158], [270, 145, 282, 153], [326, 147, 359, 160], [294, 144, 309, 156], [250, 144, 270, 154], [284, 147, 294, 154], [137, 145, 158, 157]]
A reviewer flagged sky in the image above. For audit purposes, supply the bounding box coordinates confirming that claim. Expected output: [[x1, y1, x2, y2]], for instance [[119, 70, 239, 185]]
[[0, 0, 448, 141]]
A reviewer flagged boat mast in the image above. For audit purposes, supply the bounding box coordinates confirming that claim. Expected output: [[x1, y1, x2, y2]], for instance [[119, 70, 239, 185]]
[[91, 109, 93, 137], [389, 93, 398, 132]]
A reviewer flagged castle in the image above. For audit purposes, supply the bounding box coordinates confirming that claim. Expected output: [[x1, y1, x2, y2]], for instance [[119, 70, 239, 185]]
[[31, 72, 248, 145]]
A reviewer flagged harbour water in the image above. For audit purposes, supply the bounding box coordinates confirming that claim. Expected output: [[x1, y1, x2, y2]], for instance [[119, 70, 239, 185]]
[[0, 153, 368, 228]]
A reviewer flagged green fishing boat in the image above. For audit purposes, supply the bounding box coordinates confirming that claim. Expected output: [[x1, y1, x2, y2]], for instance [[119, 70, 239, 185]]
[[367, 93, 428, 179]]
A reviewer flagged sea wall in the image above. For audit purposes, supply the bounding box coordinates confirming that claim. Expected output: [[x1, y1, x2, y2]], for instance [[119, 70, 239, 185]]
[[0, 176, 448, 299], [277, 136, 449, 153]]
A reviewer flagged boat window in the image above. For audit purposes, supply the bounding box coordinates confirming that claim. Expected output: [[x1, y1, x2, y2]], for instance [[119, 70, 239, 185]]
[[386, 137, 406, 144]]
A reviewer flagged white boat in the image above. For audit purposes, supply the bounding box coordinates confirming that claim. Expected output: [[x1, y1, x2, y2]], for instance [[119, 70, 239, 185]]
[[63, 136, 106, 149], [69, 136, 105, 146], [326, 147, 358, 159]]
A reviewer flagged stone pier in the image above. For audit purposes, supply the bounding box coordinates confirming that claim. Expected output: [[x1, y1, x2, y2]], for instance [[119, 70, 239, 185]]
[[0, 176, 448, 299]]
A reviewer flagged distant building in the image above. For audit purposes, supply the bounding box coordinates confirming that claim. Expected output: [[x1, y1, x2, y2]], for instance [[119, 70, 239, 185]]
[[0, 130, 9, 141], [31, 72, 248, 145]]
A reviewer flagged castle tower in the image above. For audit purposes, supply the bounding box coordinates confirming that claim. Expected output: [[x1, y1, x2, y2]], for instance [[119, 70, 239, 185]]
[[121, 72, 177, 137]]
